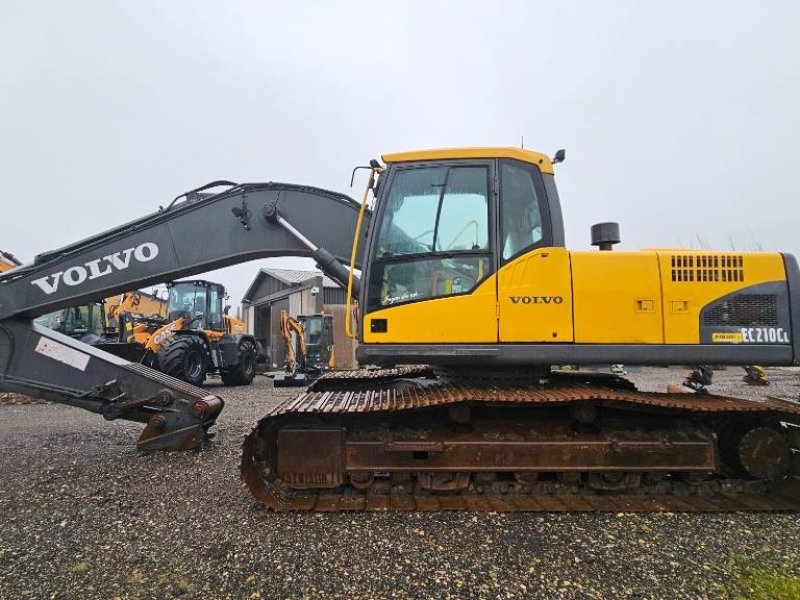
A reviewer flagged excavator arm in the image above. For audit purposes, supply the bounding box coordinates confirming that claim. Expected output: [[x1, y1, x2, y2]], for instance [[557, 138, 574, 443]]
[[0, 181, 369, 450], [279, 309, 307, 376], [107, 291, 142, 321]]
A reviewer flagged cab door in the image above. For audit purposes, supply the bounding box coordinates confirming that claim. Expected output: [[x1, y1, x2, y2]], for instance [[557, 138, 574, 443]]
[[496, 159, 574, 342], [362, 160, 499, 344]]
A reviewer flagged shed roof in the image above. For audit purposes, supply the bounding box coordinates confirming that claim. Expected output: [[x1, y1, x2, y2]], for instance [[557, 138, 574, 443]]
[[242, 268, 340, 303]]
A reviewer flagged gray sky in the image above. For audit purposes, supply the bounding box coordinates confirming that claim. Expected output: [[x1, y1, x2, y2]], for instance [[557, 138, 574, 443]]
[[2, 1, 799, 306]]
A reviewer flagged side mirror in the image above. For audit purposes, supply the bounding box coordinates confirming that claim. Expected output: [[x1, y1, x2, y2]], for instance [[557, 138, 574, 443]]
[[224, 305, 231, 315]]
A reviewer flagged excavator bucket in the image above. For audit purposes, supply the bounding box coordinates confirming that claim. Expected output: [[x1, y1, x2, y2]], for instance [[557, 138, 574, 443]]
[[0, 319, 223, 451]]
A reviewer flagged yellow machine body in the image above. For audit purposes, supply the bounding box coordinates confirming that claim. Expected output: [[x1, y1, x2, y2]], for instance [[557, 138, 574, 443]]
[[363, 248, 787, 344], [357, 147, 797, 367]]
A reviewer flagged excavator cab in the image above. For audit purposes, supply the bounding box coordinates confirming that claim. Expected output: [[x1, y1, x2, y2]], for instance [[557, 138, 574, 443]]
[[166, 280, 225, 331], [359, 150, 565, 352], [34, 301, 107, 343]]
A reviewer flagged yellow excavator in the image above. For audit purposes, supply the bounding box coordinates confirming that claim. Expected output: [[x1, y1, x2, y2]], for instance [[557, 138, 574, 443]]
[[1, 147, 799, 511], [274, 309, 334, 387]]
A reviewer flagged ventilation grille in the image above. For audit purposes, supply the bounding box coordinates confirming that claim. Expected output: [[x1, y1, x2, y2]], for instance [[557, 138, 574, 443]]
[[671, 254, 744, 283], [703, 294, 778, 327]]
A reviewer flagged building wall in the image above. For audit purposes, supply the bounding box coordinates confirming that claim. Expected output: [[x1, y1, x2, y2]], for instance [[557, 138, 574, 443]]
[[249, 275, 288, 301], [323, 287, 347, 305], [243, 303, 254, 332]]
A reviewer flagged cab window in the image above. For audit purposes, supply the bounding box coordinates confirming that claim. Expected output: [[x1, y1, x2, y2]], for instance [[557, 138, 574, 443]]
[[205, 287, 218, 329], [369, 165, 491, 309], [87, 303, 104, 335], [500, 160, 546, 262], [169, 283, 207, 329]]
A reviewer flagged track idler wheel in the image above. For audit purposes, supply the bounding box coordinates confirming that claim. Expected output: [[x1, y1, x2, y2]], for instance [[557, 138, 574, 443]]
[[736, 426, 791, 480]]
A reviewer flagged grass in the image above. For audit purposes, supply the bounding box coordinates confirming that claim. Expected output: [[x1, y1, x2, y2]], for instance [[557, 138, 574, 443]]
[[731, 555, 800, 600]]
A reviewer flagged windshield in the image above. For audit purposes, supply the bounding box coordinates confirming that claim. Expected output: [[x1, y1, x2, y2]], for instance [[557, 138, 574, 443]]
[[301, 316, 323, 346], [169, 283, 207, 327], [34, 304, 104, 336], [34, 310, 65, 330], [374, 166, 489, 258], [368, 164, 491, 310]]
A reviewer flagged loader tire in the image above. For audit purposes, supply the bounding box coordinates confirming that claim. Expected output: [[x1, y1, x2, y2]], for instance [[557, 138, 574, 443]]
[[157, 336, 207, 386], [221, 339, 257, 386]]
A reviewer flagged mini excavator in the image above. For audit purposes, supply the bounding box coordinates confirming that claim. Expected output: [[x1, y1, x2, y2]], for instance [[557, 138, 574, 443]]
[[273, 309, 334, 387], [1, 148, 799, 510]]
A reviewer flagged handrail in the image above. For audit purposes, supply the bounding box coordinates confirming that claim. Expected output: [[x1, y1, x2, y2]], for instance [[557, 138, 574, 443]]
[[345, 167, 380, 338]]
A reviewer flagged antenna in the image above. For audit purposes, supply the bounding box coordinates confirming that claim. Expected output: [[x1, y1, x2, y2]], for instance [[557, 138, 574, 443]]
[[521, 136, 524, 149]]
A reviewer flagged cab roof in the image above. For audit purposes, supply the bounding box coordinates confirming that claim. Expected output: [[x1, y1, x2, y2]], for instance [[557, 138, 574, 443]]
[[381, 147, 554, 174]]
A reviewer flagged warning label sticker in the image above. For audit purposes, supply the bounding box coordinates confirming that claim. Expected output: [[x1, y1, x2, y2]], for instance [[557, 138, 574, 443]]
[[34, 337, 91, 371]]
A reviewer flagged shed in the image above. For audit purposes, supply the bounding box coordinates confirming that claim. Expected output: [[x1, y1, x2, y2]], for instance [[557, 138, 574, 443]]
[[241, 268, 357, 369]]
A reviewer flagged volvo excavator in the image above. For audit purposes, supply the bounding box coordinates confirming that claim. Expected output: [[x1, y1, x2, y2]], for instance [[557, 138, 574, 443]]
[[1, 147, 799, 511]]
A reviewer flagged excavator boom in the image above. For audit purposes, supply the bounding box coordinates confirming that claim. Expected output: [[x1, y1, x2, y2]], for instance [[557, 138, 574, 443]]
[[0, 181, 368, 449], [0, 182, 364, 320]]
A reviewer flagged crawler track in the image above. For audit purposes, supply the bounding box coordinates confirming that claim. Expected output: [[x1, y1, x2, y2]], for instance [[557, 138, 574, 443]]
[[241, 368, 800, 512]]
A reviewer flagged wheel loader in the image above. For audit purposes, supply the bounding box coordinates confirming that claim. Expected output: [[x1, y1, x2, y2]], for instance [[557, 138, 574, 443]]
[[115, 280, 260, 386], [33, 284, 261, 386], [0, 249, 22, 273], [1, 147, 799, 512], [157, 280, 260, 386], [32, 299, 154, 362]]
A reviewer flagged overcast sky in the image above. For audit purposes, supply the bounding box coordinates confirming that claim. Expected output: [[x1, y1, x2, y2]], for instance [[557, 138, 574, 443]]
[[2, 1, 798, 306]]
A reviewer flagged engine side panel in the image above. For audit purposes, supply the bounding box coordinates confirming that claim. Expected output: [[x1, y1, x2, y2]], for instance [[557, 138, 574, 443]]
[[658, 251, 788, 344], [571, 251, 664, 344]]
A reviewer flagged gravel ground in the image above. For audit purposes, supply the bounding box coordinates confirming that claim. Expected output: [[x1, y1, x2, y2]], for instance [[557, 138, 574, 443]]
[[1, 366, 800, 599]]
